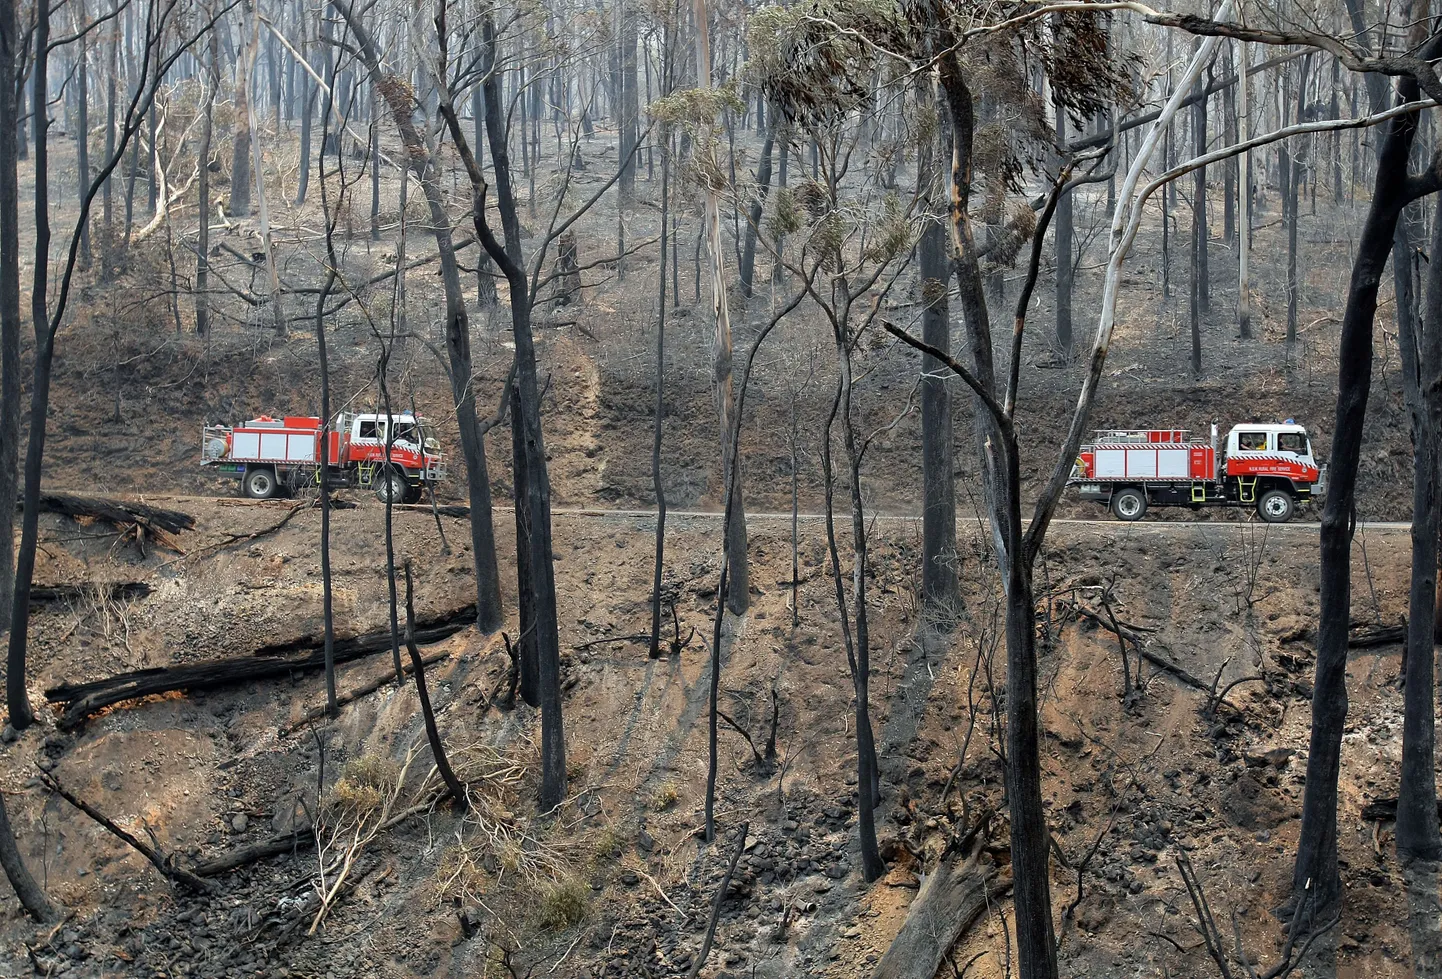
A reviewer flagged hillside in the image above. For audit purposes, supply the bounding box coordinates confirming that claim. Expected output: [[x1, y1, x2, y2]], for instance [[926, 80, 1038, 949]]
[[0, 493, 1427, 977]]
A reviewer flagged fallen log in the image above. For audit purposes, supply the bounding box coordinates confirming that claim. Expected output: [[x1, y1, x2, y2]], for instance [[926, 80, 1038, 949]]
[[1360, 797, 1442, 823], [1348, 622, 1406, 648], [252, 608, 473, 659], [395, 503, 470, 518], [1136, 648, 1212, 692], [193, 794, 445, 878], [44, 605, 476, 729], [31, 493, 195, 546], [191, 827, 314, 877], [193, 498, 358, 559], [871, 847, 1010, 979], [30, 582, 153, 604]]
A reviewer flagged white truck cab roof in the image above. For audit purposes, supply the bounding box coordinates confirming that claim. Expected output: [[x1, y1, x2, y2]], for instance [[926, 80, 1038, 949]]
[[355, 412, 423, 422], [1231, 422, 1309, 434]]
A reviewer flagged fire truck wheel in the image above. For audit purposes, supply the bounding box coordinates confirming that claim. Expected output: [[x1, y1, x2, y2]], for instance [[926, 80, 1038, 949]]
[[375, 469, 408, 505], [1258, 490, 1295, 523], [1110, 487, 1147, 521], [243, 467, 277, 500]]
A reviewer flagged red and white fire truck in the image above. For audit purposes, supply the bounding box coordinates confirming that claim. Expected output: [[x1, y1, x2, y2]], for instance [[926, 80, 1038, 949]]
[[200, 412, 447, 503], [1070, 421, 1327, 523]]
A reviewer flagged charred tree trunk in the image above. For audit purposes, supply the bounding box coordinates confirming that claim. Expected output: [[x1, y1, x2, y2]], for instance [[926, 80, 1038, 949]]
[[230, 6, 253, 216], [0, 0, 22, 636], [14, 61, 23, 163], [319, 6, 337, 156], [146, 56, 157, 216], [1055, 128, 1078, 357], [1189, 68, 1207, 377], [936, 47, 1058, 979], [1394, 181, 1442, 861], [1222, 50, 1236, 246], [335, 1, 505, 637], [649, 138, 670, 660], [75, 9, 90, 269], [617, 0, 638, 206], [101, 21, 117, 240], [295, 66, 314, 205], [266, 22, 280, 130], [0, 789, 53, 921], [484, 115, 566, 811], [439, 12, 568, 809], [316, 90, 342, 716], [1290, 42, 1440, 918], [8, 0, 52, 729], [918, 97, 958, 619], [470, 85, 496, 307], [1053, 82, 1074, 358], [832, 351, 884, 881], [123, 110, 138, 240], [1436, 524, 1442, 644], [1237, 39, 1252, 340], [1162, 122, 1172, 297], [404, 562, 466, 808], [369, 99, 380, 241], [244, 3, 284, 338], [1163, 33, 1175, 300], [1332, 58, 1344, 205], [553, 232, 580, 304]]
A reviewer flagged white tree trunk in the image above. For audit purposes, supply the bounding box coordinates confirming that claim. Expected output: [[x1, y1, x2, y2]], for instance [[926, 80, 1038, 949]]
[[691, 0, 747, 611]]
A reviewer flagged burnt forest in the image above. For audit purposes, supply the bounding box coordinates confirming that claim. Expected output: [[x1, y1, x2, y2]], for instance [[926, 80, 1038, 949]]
[[0, 0, 1438, 976]]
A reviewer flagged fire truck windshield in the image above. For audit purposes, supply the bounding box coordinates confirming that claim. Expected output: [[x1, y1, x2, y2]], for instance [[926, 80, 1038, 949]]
[[420, 424, 439, 451]]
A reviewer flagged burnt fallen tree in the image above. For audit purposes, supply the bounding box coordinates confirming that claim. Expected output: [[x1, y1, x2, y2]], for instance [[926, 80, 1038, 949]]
[[871, 842, 1010, 979], [191, 827, 315, 877], [29, 493, 195, 549], [1348, 621, 1407, 648], [192, 792, 448, 878], [395, 503, 471, 518], [1361, 796, 1442, 823], [45, 605, 476, 728], [30, 581, 153, 604]]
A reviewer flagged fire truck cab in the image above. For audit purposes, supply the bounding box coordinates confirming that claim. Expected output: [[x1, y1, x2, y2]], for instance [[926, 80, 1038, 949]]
[[1070, 421, 1326, 523]]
